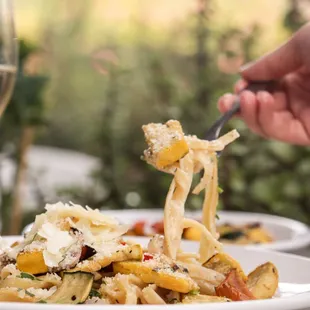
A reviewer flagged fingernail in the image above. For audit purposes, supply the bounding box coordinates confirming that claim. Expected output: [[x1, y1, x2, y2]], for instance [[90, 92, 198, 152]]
[[257, 91, 269, 104], [222, 93, 233, 109], [239, 91, 248, 103], [239, 61, 255, 72], [239, 90, 255, 105]]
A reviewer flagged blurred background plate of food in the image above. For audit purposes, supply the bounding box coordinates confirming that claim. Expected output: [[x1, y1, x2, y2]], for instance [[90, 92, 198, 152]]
[[100, 209, 310, 253]]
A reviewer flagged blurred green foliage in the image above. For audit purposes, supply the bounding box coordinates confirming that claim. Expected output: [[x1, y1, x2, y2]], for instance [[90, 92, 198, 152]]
[[0, 40, 48, 234], [54, 0, 310, 225], [1, 0, 310, 233]]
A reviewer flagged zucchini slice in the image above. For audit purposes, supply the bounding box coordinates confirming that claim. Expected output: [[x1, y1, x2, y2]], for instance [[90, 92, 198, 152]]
[[44, 271, 93, 304]]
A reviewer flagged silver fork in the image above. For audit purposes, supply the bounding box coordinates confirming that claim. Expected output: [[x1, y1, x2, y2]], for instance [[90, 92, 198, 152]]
[[204, 80, 279, 155]]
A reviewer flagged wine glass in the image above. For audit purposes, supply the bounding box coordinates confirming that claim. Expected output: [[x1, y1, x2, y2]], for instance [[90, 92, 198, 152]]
[[0, 0, 18, 117]]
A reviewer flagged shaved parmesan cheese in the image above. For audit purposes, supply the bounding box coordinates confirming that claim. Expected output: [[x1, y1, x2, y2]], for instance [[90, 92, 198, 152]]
[[45, 202, 119, 227], [38, 223, 74, 255], [43, 250, 63, 268], [8, 202, 130, 269], [36, 223, 75, 267]]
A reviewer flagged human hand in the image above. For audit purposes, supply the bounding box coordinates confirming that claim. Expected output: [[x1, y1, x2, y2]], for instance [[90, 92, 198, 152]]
[[218, 22, 310, 145]]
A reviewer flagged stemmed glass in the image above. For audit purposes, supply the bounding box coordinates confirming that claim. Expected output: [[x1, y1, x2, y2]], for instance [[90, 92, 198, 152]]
[[0, 0, 18, 117]]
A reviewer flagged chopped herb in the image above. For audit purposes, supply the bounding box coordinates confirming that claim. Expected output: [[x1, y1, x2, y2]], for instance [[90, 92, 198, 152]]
[[25, 290, 35, 297], [216, 214, 220, 220], [37, 300, 47, 303], [188, 289, 199, 296], [31, 233, 38, 242], [58, 242, 76, 264], [102, 280, 106, 285], [89, 289, 101, 299], [19, 272, 36, 281], [218, 186, 224, 194]]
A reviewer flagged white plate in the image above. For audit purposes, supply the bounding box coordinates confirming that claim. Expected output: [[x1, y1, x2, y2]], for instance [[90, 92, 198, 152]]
[[1, 236, 310, 310], [101, 209, 310, 252]]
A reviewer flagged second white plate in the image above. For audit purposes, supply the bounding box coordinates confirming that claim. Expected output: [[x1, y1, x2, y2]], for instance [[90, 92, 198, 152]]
[[102, 209, 310, 252]]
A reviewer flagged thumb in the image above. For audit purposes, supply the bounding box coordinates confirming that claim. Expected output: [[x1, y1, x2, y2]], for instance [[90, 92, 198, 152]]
[[240, 35, 301, 80]]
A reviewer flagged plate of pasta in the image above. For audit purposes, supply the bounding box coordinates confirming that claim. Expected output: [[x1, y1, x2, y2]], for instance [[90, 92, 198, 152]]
[[1, 120, 310, 310]]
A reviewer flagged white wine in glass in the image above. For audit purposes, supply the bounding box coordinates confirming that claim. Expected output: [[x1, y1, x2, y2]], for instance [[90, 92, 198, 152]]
[[0, 0, 18, 117]]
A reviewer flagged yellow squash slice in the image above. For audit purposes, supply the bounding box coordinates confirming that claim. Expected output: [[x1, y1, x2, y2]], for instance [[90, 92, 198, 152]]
[[113, 261, 198, 293], [183, 227, 201, 241], [16, 251, 48, 275], [142, 120, 189, 169]]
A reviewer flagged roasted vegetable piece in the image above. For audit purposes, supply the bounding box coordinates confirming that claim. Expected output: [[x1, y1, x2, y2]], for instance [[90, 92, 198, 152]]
[[183, 227, 201, 241], [44, 272, 93, 304], [246, 228, 273, 244], [16, 251, 48, 275], [247, 262, 279, 299], [132, 221, 146, 236], [142, 120, 189, 169], [204, 253, 247, 282], [156, 139, 189, 168], [113, 261, 198, 293], [71, 244, 143, 273], [215, 269, 256, 301], [182, 294, 231, 303]]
